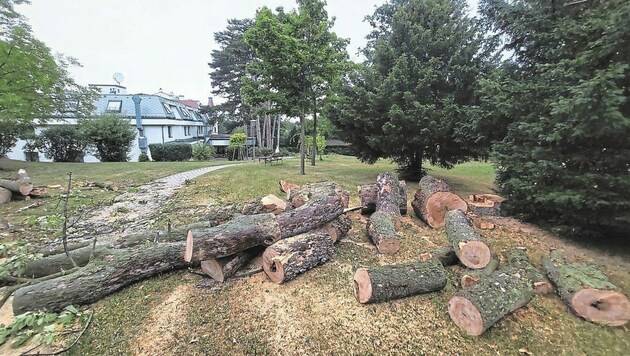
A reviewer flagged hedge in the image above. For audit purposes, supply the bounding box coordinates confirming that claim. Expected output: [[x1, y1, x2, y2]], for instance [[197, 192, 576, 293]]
[[148, 143, 192, 161]]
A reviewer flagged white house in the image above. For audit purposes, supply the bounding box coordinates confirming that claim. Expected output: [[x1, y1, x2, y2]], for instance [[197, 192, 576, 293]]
[[6, 84, 219, 162]]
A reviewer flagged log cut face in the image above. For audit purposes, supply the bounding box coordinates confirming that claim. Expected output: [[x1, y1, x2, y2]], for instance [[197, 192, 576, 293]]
[[262, 231, 334, 284], [411, 176, 467, 228], [367, 211, 400, 255], [0, 187, 11, 204], [507, 248, 552, 294], [465, 194, 505, 217], [445, 210, 491, 269], [448, 268, 534, 336], [320, 214, 352, 243], [353, 259, 447, 304], [543, 251, 630, 326], [185, 213, 281, 262], [460, 257, 499, 288], [358, 181, 407, 215], [0, 170, 33, 196], [201, 247, 261, 282]]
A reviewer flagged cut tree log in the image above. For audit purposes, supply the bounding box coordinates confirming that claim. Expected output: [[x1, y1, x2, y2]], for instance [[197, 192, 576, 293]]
[[448, 268, 534, 336], [542, 250, 630, 326], [260, 194, 287, 214], [411, 175, 467, 228], [0, 169, 33, 196], [357, 180, 407, 215], [420, 248, 459, 266], [262, 231, 334, 284], [353, 259, 447, 304], [375, 172, 402, 227], [465, 194, 505, 217], [507, 248, 552, 294], [460, 257, 499, 288], [200, 247, 262, 282], [0, 187, 11, 204], [289, 181, 349, 209], [367, 211, 400, 255], [279, 179, 300, 199], [319, 214, 352, 243], [445, 209, 491, 269]]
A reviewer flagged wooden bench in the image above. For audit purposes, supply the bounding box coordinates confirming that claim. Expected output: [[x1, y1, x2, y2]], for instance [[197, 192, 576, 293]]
[[259, 154, 283, 165]]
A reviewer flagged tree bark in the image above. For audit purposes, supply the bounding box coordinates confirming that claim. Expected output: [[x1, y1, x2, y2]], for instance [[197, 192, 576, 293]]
[[411, 175, 467, 228], [0, 169, 33, 196], [542, 250, 630, 326], [299, 109, 305, 175], [448, 268, 534, 336], [445, 209, 491, 269], [0, 187, 11, 204], [420, 248, 459, 266], [357, 181, 407, 215], [289, 181, 349, 209], [256, 115, 263, 150], [367, 211, 400, 255], [375, 172, 402, 228], [507, 248, 552, 294], [460, 257, 500, 288], [465, 194, 505, 217], [319, 214, 352, 244], [200, 247, 262, 282], [262, 231, 333, 284], [311, 95, 317, 166], [353, 259, 447, 304]]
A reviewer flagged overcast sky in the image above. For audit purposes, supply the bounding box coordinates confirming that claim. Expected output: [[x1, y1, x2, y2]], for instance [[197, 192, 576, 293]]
[[18, 0, 478, 104]]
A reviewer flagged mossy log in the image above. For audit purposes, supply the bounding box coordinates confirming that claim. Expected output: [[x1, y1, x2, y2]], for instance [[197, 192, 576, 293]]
[[357, 180, 407, 215], [460, 257, 500, 288], [353, 259, 447, 304], [200, 247, 262, 282], [0, 169, 33, 195], [411, 175, 467, 228], [367, 211, 400, 255], [542, 250, 630, 326], [289, 181, 349, 209], [507, 248, 552, 294], [445, 209, 491, 269], [0, 187, 11, 204], [448, 268, 534, 336], [319, 214, 352, 243], [420, 248, 459, 266], [262, 231, 334, 284]]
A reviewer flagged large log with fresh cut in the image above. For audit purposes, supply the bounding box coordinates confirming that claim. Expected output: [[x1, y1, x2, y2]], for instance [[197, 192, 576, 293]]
[[262, 231, 334, 284], [353, 259, 447, 304], [367, 211, 400, 255], [289, 181, 350, 209], [260, 194, 287, 214], [201, 247, 261, 282], [507, 248, 552, 294], [445, 209, 491, 269], [319, 214, 352, 243], [0, 169, 33, 196], [0, 187, 11, 204], [542, 250, 630, 326], [448, 268, 534, 336], [411, 175, 467, 228], [465, 194, 505, 217], [375, 172, 402, 225], [279, 179, 300, 199], [357, 181, 407, 215], [460, 257, 499, 288]]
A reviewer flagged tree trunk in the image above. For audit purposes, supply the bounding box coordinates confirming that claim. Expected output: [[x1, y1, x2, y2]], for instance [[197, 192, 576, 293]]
[[542, 250, 630, 326], [411, 175, 467, 228], [311, 96, 317, 166], [367, 211, 399, 255], [357, 181, 407, 215], [420, 248, 458, 266], [262, 231, 334, 284], [299, 109, 305, 175], [375, 172, 402, 228], [256, 115, 263, 150], [460, 257, 500, 288], [464, 194, 505, 217], [353, 259, 447, 304], [0, 187, 11, 204], [0, 169, 33, 196], [200, 247, 262, 282], [445, 209, 491, 269], [448, 268, 534, 336], [507, 248, 552, 294], [319, 214, 352, 244]]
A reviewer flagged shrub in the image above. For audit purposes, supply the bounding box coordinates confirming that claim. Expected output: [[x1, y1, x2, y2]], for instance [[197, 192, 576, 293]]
[[229, 133, 246, 146], [0, 126, 20, 157], [192, 143, 214, 161], [148, 143, 192, 162], [80, 114, 136, 162], [35, 126, 87, 162], [138, 153, 150, 162]]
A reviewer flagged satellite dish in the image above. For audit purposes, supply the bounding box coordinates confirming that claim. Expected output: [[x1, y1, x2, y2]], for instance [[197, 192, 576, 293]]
[[113, 72, 124, 85]]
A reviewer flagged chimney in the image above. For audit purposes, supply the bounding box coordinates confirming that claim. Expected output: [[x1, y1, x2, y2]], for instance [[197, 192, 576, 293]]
[[207, 96, 214, 107]]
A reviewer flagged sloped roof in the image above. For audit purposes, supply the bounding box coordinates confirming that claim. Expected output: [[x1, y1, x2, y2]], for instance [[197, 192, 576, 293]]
[[94, 94, 208, 121]]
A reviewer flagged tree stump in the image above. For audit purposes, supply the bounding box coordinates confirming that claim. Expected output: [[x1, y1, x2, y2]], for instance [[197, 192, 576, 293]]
[[445, 209, 491, 269], [0, 187, 11, 204], [367, 211, 400, 255], [460, 257, 500, 288], [262, 231, 334, 284], [542, 250, 630, 326], [357, 180, 407, 215], [411, 175, 467, 228], [200, 247, 261, 282], [465, 194, 505, 216], [507, 248, 552, 294], [448, 268, 534, 336], [353, 259, 447, 304]]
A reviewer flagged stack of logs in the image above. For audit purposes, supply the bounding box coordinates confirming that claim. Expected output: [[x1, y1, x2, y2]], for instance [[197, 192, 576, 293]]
[[0, 169, 47, 204]]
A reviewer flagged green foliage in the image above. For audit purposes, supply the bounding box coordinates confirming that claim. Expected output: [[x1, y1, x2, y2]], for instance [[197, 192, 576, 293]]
[[148, 143, 192, 162], [0, 242, 42, 278], [138, 153, 149, 162], [328, 0, 494, 179], [192, 142, 214, 161], [34, 125, 87, 162], [259, 147, 273, 157], [80, 114, 136, 162], [229, 132, 246, 146], [481, 0, 630, 237], [305, 134, 326, 159]]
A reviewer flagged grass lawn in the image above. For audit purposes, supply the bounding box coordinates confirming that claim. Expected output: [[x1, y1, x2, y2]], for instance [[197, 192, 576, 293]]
[[1, 155, 628, 355]]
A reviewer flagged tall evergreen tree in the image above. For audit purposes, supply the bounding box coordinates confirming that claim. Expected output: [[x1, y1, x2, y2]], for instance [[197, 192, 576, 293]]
[[481, 0, 630, 237], [329, 0, 494, 179]]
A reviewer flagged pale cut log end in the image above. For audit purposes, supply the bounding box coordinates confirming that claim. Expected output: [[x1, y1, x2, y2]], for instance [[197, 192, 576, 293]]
[[377, 239, 401, 255], [321, 223, 339, 243], [200, 260, 225, 282], [572, 288, 630, 326], [448, 296, 484, 336], [459, 241, 491, 269], [262, 248, 285, 284], [461, 275, 480, 289], [419, 252, 432, 261], [184, 231, 194, 263], [353, 268, 372, 304], [260, 194, 287, 213], [534, 281, 553, 294], [426, 192, 468, 228]]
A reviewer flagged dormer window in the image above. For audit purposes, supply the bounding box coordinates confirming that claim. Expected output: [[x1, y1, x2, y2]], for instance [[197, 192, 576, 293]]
[[163, 103, 174, 115], [106, 100, 122, 113]]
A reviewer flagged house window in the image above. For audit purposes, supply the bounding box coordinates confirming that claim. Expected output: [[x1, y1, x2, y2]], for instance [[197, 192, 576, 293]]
[[197, 126, 203, 135], [181, 108, 191, 118], [168, 126, 173, 138], [184, 126, 191, 136], [163, 103, 173, 115], [106, 100, 122, 112]]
